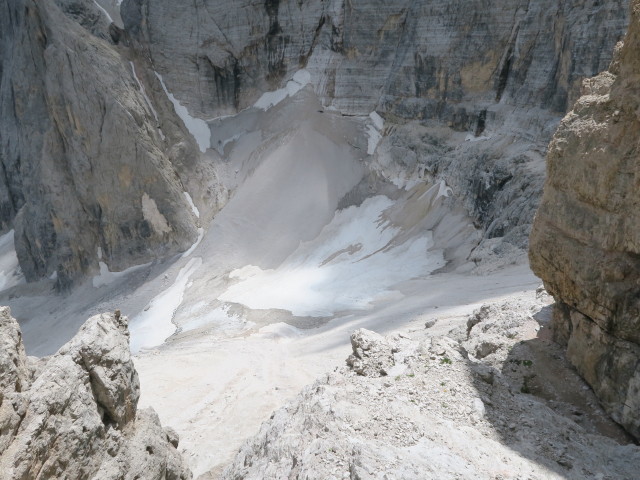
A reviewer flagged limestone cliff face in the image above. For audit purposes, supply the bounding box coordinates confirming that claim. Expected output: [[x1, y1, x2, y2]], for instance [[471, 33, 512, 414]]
[[0, 0, 631, 287], [122, 0, 629, 257], [0, 307, 192, 478], [123, 0, 628, 121], [0, 0, 208, 289], [529, 1, 640, 439]]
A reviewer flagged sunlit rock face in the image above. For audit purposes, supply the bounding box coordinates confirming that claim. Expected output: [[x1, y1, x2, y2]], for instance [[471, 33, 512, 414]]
[[0, 307, 192, 479], [530, 0, 640, 440]]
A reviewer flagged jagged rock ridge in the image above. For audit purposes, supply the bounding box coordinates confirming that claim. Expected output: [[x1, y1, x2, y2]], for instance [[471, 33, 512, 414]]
[[529, 0, 640, 440], [0, 306, 192, 479]]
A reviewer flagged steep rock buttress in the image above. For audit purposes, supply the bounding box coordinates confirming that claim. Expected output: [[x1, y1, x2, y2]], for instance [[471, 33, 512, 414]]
[[530, 0, 640, 440]]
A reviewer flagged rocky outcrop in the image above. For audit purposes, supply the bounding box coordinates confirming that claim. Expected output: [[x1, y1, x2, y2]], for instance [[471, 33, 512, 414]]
[[529, 0, 640, 439], [0, 0, 215, 289], [223, 304, 640, 480], [0, 306, 191, 479]]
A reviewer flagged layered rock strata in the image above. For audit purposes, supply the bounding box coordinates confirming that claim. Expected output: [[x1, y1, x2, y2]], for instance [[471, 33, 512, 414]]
[[122, 0, 630, 258], [529, 0, 640, 439], [0, 0, 215, 289], [0, 306, 192, 479]]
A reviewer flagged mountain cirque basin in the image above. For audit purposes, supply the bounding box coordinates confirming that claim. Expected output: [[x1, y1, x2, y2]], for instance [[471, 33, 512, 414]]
[[0, 0, 639, 479]]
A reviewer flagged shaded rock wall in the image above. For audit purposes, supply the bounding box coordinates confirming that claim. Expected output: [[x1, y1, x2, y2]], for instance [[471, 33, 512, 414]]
[[0, 306, 191, 478], [122, 0, 629, 258], [123, 0, 628, 122], [0, 0, 207, 289], [529, 0, 640, 439]]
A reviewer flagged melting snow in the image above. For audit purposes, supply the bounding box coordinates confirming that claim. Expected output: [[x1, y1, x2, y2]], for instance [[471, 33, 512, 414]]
[[367, 111, 384, 155], [219, 196, 445, 317], [183, 192, 200, 218], [130, 257, 202, 353], [156, 72, 211, 152], [254, 69, 312, 111], [92, 0, 113, 23], [0, 230, 23, 293]]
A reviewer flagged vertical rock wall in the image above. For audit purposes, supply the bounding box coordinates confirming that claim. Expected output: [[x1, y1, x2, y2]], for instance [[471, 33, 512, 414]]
[[529, 0, 640, 439], [0, 0, 204, 289]]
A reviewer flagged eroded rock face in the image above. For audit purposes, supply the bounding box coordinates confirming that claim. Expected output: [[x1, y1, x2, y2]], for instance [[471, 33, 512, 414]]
[[529, 0, 640, 439], [121, 0, 629, 259], [0, 306, 192, 479], [0, 0, 209, 289]]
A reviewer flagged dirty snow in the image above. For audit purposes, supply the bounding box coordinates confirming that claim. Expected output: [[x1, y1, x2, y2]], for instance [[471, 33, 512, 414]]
[[156, 72, 211, 152], [130, 257, 202, 353], [219, 196, 445, 317]]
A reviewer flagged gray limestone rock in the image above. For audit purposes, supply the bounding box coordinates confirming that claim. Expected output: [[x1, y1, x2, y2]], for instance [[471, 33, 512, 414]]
[[0, 307, 192, 479], [0, 0, 210, 289]]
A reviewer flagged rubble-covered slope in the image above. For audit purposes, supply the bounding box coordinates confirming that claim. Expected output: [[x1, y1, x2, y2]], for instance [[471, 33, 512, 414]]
[[529, 0, 640, 440], [223, 297, 640, 480], [0, 306, 191, 479]]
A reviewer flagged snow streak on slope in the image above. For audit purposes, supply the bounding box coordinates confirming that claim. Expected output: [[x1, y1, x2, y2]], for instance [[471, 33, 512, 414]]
[[0, 230, 23, 293], [254, 70, 312, 110], [219, 196, 446, 317], [156, 72, 211, 152], [130, 257, 202, 352]]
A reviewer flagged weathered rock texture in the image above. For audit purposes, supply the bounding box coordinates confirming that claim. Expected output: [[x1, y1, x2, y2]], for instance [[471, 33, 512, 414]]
[[0, 306, 192, 479], [529, 0, 640, 440], [0, 0, 631, 286], [0, 0, 214, 289], [223, 307, 640, 480], [122, 0, 629, 257]]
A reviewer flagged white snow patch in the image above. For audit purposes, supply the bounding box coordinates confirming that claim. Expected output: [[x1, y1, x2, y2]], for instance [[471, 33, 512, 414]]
[[465, 133, 492, 142], [254, 69, 311, 111], [436, 180, 453, 199], [92, 259, 151, 288], [183, 192, 200, 218], [219, 196, 445, 317], [0, 230, 23, 293], [367, 111, 385, 155], [93, 0, 113, 23], [181, 228, 204, 258], [130, 257, 202, 353], [156, 72, 211, 152]]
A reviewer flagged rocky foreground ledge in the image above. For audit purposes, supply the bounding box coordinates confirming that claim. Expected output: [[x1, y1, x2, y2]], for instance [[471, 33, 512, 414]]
[[223, 296, 640, 480], [0, 307, 191, 479]]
